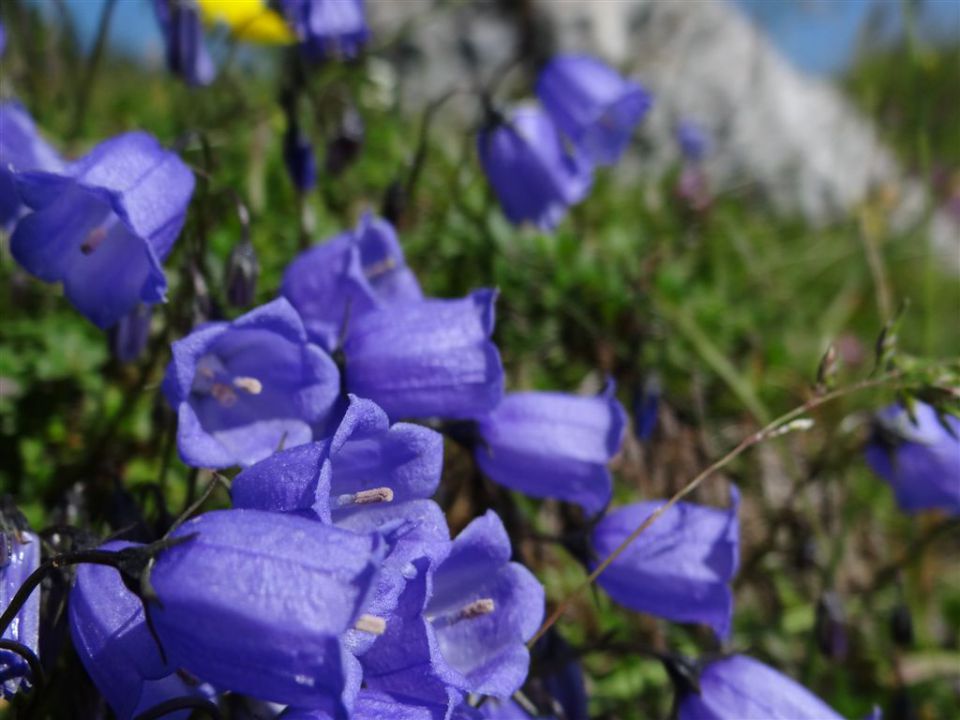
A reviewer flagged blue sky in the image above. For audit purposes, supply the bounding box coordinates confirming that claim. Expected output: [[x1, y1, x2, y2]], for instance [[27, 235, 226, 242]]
[[36, 0, 960, 77]]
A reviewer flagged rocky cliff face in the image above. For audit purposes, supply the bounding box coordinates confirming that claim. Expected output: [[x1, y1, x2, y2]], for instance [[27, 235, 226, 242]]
[[367, 0, 956, 262]]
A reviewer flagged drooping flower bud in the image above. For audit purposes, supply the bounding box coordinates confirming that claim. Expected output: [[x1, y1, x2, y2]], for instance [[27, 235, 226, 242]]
[[677, 655, 847, 719], [282, 213, 422, 351], [225, 239, 260, 308], [343, 289, 504, 421], [592, 487, 740, 639], [284, 120, 318, 193], [325, 106, 364, 177], [475, 381, 626, 516], [536, 54, 652, 166], [814, 591, 848, 660], [632, 375, 661, 442], [277, 0, 369, 61], [153, 0, 216, 87], [676, 120, 710, 163], [477, 105, 592, 231], [864, 401, 960, 515], [11, 132, 195, 329]]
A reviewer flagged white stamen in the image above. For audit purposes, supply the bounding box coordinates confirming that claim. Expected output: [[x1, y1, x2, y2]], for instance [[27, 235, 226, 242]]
[[354, 614, 387, 635], [233, 376, 263, 395], [364, 256, 397, 279], [457, 598, 495, 620], [337, 487, 394, 507]]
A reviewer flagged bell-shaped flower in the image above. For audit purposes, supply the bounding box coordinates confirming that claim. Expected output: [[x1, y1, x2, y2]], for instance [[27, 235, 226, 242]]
[[232, 394, 442, 523], [475, 383, 626, 516], [161, 298, 340, 468], [592, 487, 740, 639], [363, 511, 545, 704], [477, 105, 592, 231], [676, 120, 710, 163], [678, 654, 847, 719], [1, 526, 40, 699], [233, 394, 447, 655], [0, 101, 64, 228], [281, 213, 422, 351], [69, 540, 205, 719], [343, 289, 503, 421], [278, 0, 369, 60], [536, 55, 652, 167], [154, 0, 216, 86], [149, 509, 384, 714], [864, 402, 960, 515], [10, 132, 194, 329], [535, 631, 588, 720]]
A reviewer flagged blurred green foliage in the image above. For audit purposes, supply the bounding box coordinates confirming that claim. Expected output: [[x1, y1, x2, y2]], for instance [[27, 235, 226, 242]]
[[1, 3, 959, 718]]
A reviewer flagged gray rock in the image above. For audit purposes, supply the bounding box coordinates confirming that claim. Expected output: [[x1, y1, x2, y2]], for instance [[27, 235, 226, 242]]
[[367, 0, 957, 263]]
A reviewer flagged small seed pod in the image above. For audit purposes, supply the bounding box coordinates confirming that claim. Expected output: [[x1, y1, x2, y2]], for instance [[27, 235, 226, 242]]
[[325, 106, 364, 177], [225, 240, 259, 308]]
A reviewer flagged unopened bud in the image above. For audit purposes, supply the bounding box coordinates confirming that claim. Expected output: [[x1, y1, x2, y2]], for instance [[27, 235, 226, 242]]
[[325, 106, 364, 177], [816, 344, 840, 393], [225, 241, 259, 308], [284, 123, 317, 193], [814, 591, 848, 660]]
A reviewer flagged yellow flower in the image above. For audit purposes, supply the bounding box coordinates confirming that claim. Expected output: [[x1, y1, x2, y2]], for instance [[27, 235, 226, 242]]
[[196, 0, 295, 44]]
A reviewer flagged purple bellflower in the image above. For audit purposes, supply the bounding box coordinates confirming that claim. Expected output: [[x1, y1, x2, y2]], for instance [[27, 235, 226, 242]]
[[676, 120, 710, 163], [154, 0, 216, 86], [678, 654, 847, 720], [278, 0, 369, 60], [0, 102, 64, 228], [479, 699, 551, 719], [282, 689, 483, 720], [283, 115, 318, 192], [1, 527, 40, 699], [363, 511, 545, 705], [162, 298, 341, 468], [592, 487, 740, 639], [475, 383, 627, 516], [232, 394, 443, 524], [478, 105, 592, 231], [0, 21, 5, 56], [343, 289, 504, 421], [149, 509, 384, 715], [10, 132, 194, 329], [536, 54, 652, 166], [535, 631, 588, 720], [281, 213, 422, 351], [69, 541, 203, 719], [864, 402, 960, 515], [233, 394, 447, 655], [632, 376, 661, 442]]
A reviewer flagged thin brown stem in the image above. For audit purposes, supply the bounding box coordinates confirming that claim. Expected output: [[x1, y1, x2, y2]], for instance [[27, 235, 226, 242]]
[[528, 371, 904, 646]]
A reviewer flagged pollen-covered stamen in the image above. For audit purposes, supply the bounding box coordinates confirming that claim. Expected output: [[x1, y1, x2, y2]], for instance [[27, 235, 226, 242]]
[[364, 256, 397, 280], [80, 226, 108, 255], [232, 376, 263, 395], [210, 383, 237, 407], [429, 598, 496, 629], [336, 487, 394, 507], [354, 614, 387, 635]]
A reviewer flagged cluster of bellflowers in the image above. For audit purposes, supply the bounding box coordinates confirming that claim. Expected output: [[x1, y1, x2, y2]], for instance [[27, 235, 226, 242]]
[[3, 14, 948, 720], [477, 55, 652, 231]]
